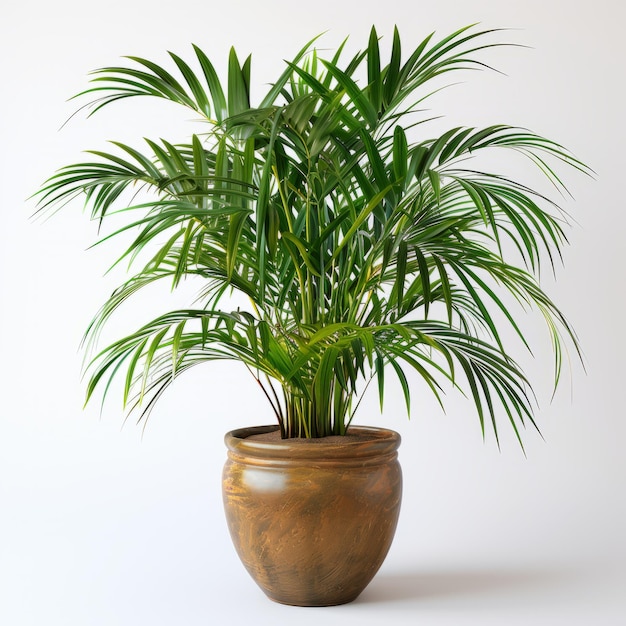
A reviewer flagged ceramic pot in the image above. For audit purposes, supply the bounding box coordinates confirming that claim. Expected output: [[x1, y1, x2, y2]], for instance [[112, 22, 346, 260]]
[[222, 425, 402, 606]]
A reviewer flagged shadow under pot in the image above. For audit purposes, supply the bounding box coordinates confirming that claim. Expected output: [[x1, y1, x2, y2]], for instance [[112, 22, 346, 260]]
[[222, 425, 402, 606]]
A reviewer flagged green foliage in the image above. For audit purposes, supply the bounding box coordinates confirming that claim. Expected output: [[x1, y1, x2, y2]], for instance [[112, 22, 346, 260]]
[[35, 25, 589, 444]]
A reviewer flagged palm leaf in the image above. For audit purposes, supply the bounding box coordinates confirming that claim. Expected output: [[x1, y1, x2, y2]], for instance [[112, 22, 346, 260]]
[[35, 26, 591, 444]]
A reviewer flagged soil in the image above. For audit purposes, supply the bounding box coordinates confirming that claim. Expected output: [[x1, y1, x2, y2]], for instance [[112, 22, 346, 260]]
[[247, 430, 378, 444]]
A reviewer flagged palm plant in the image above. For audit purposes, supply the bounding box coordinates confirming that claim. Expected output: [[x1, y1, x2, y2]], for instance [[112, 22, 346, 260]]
[[36, 25, 588, 444]]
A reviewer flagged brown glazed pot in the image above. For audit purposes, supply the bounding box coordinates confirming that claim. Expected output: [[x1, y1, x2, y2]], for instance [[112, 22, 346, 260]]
[[222, 425, 402, 606]]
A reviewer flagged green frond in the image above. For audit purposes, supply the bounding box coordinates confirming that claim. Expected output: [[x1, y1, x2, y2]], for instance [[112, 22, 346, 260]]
[[36, 26, 590, 444]]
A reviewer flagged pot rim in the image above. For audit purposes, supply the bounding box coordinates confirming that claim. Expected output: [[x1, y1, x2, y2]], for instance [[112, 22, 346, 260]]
[[224, 424, 401, 461]]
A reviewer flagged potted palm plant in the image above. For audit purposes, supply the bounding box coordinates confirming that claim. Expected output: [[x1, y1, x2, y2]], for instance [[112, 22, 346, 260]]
[[35, 25, 588, 605]]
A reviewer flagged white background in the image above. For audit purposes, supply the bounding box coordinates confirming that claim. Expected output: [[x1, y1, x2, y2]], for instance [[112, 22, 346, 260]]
[[1, 1, 625, 624]]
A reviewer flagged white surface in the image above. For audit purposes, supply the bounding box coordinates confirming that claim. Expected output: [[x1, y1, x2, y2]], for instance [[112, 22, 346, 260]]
[[1, 1, 625, 624]]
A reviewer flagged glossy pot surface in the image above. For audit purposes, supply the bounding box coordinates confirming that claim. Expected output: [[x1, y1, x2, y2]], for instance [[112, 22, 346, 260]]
[[222, 425, 402, 606]]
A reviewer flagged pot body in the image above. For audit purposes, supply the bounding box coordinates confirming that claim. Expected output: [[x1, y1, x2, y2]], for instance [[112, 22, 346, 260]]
[[222, 425, 402, 606]]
